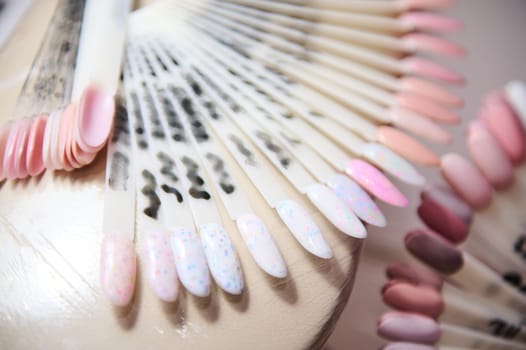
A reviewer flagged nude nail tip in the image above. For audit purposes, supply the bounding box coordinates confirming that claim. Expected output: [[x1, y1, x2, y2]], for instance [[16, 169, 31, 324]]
[[377, 127, 440, 167], [403, 57, 464, 84], [327, 174, 386, 227], [396, 94, 460, 124], [345, 159, 408, 207], [306, 183, 367, 239], [390, 107, 452, 145], [401, 0, 453, 10], [400, 77, 463, 107], [378, 311, 441, 344], [200, 223, 244, 295], [236, 213, 287, 278], [144, 231, 179, 302], [171, 226, 211, 297], [276, 200, 333, 259], [386, 262, 443, 291], [362, 143, 426, 186], [100, 235, 137, 306], [399, 12, 462, 32], [77, 86, 115, 151], [382, 282, 444, 318], [403, 33, 465, 57], [382, 342, 438, 350]]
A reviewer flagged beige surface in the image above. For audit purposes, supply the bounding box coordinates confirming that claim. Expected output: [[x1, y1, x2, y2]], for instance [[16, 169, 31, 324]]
[[0, 1, 361, 349]]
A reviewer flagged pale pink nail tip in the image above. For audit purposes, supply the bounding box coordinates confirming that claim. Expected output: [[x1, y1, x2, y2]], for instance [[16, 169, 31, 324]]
[[399, 12, 462, 32], [100, 235, 137, 306], [78, 86, 115, 151], [144, 231, 179, 302]]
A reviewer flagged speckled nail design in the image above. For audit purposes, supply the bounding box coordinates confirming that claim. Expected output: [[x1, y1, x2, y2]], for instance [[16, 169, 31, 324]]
[[100, 235, 137, 306], [171, 226, 211, 297], [236, 213, 287, 278], [327, 174, 386, 227], [306, 183, 367, 239], [276, 200, 333, 259], [200, 223, 244, 295], [143, 231, 179, 302]]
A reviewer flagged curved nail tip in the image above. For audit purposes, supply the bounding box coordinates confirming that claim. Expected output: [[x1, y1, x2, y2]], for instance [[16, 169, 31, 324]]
[[171, 226, 211, 297], [362, 143, 425, 186], [382, 342, 438, 350], [401, 0, 453, 10], [399, 12, 463, 32], [100, 235, 137, 306], [378, 311, 441, 344], [403, 57, 464, 84], [78, 85, 115, 151], [236, 213, 288, 278], [395, 94, 460, 124], [276, 200, 333, 259], [0, 124, 11, 181], [200, 223, 244, 295], [383, 282, 444, 318], [386, 262, 444, 291], [144, 231, 179, 302], [400, 77, 464, 108], [327, 174, 387, 227], [377, 127, 440, 167], [403, 34, 466, 57], [345, 159, 408, 207]]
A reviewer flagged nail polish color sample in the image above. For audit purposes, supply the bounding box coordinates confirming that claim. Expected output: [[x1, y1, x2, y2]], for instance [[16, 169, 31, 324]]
[[396, 93, 460, 124], [100, 235, 137, 306], [0, 124, 11, 180], [362, 143, 426, 186], [171, 226, 210, 297], [13, 119, 31, 178], [382, 342, 437, 350], [400, 77, 463, 107], [200, 223, 244, 295], [403, 57, 464, 84], [467, 120, 514, 189], [276, 200, 333, 259], [402, 0, 453, 11], [441, 153, 492, 210], [399, 12, 462, 32], [390, 107, 452, 145], [377, 126, 440, 167], [77, 86, 115, 151], [505, 81, 526, 124], [143, 231, 179, 302], [3, 121, 22, 180], [386, 262, 443, 290], [345, 159, 408, 207], [418, 186, 472, 244], [403, 33, 465, 57], [405, 228, 463, 274], [382, 281, 444, 318], [26, 115, 47, 176], [327, 174, 386, 227], [236, 213, 287, 278], [377, 311, 441, 344]]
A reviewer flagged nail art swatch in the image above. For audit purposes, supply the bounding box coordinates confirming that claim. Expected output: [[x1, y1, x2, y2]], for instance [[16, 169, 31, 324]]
[[144, 230, 179, 302], [378, 311, 441, 344]]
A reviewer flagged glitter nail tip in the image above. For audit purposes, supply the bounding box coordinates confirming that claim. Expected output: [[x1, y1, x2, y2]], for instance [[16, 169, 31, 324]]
[[100, 235, 137, 306], [345, 159, 409, 207], [200, 223, 244, 295], [171, 226, 211, 297], [327, 174, 386, 227], [236, 213, 287, 278], [144, 231, 179, 302], [362, 143, 426, 186], [306, 183, 367, 239], [276, 200, 333, 259]]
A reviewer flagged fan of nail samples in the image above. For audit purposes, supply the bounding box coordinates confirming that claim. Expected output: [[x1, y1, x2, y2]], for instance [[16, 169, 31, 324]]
[[98, 0, 466, 306], [378, 82, 526, 349]]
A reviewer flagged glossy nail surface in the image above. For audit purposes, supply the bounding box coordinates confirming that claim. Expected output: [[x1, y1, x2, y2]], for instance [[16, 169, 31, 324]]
[[378, 311, 441, 344], [236, 213, 287, 278], [276, 199, 332, 259], [345, 159, 408, 207], [386, 262, 443, 291], [403, 57, 464, 84], [400, 12, 462, 32], [171, 226, 210, 297], [100, 235, 137, 306], [306, 183, 367, 239], [396, 93, 460, 124], [3, 121, 21, 179], [382, 281, 444, 318], [26, 115, 47, 176], [144, 231, 179, 302], [400, 77, 463, 107], [14, 119, 32, 178], [200, 223, 244, 295], [77, 86, 115, 151], [390, 107, 452, 144], [327, 174, 386, 227]]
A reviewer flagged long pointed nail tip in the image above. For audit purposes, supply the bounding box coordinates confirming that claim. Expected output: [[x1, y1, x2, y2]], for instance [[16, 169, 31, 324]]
[[403, 57, 464, 84], [362, 143, 426, 186], [100, 235, 137, 306], [399, 12, 462, 32], [276, 200, 333, 259], [403, 34, 466, 57], [200, 223, 244, 295], [345, 159, 409, 207], [171, 227, 211, 297], [236, 214, 288, 278], [400, 77, 464, 107]]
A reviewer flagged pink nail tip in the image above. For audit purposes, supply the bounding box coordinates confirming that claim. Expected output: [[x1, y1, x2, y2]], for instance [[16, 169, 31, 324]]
[[345, 159, 408, 207], [0, 124, 11, 181], [441, 153, 493, 210], [399, 12, 462, 32], [3, 121, 22, 180], [78, 85, 115, 151], [400, 77, 463, 108], [100, 235, 137, 306], [401, 0, 453, 10], [144, 231, 179, 302], [390, 107, 452, 145], [382, 342, 438, 350], [14, 119, 32, 179], [396, 93, 460, 124], [386, 262, 443, 291], [382, 281, 444, 318], [26, 115, 47, 177], [403, 57, 464, 84], [403, 33, 466, 57], [378, 311, 441, 344]]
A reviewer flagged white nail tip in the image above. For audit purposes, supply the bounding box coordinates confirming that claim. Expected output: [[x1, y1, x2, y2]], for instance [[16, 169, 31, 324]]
[[236, 213, 287, 278], [276, 200, 333, 259], [327, 174, 387, 227], [306, 184, 367, 239], [362, 143, 425, 186], [171, 227, 211, 297], [200, 223, 244, 295], [144, 231, 179, 302]]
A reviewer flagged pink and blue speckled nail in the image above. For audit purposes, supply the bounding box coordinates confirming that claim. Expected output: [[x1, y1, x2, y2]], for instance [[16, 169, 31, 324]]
[[200, 223, 244, 295], [144, 231, 179, 302]]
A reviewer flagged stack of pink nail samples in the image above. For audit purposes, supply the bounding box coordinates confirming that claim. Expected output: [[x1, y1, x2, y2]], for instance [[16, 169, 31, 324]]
[[0, 85, 114, 181], [379, 82, 526, 349], [99, 0, 468, 308]]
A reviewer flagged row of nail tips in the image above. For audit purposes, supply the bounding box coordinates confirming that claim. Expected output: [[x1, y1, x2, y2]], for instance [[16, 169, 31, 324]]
[[13, 0, 86, 118], [146, 37, 335, 260], [139, 41, 289, 279]]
